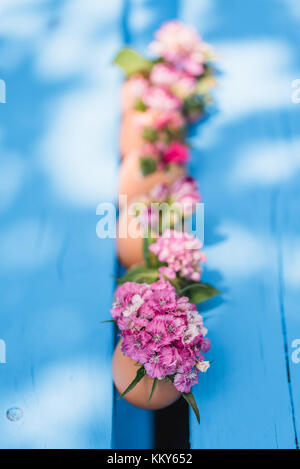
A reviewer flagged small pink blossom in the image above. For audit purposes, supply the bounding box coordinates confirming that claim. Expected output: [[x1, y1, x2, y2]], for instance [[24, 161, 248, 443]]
[[171, 176, 201, 215], [150, 63, 181, 87], [145, 346, 180, 378], [111, 279, 210, 388], [163, 141, 189, 164], [173, 370, 199, 393], [154, 110, 186, 130], [133, 108, 185, 132], [196, 360, 210, 373], [149, 183, 169, 202], [150, 20, 213, 77]]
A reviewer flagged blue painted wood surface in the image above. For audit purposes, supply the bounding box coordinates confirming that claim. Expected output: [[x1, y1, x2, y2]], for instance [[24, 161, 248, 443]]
[[1, 0, 300, 449], [0, 0, 122, 449]]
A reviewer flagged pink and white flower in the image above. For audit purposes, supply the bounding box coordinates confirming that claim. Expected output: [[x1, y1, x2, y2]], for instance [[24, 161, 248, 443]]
[[173, 370, 199, 393]]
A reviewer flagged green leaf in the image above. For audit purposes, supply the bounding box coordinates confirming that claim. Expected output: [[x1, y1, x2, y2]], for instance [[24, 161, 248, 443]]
[[113, 48, 154, 77], [179, 282, 220, 304], [117, 366, 146, 400], [118, 265, 160, 285], [99, 319, 115, 324], [140, 157, 157, 176], [134, 98, 147, 112], [148, 378, 158, 401], [182, 391, 200, 424], [142, 127, 158, 143]]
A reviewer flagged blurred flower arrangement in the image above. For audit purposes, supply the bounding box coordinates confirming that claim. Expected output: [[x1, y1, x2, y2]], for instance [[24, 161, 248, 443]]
[[131, 176, 201, 233]]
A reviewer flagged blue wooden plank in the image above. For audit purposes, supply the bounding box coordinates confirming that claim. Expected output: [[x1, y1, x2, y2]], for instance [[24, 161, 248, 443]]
[[0, 0, 122, 449], [179, 0, 300, 449]]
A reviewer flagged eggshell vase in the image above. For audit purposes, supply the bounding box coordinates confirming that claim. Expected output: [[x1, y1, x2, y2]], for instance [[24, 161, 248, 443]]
[[119, 151, 186, 206], [113, 340, 181, 410]]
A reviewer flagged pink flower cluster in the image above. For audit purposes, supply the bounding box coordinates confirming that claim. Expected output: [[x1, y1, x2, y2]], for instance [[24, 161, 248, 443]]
[[150, 230, 206, 282], [150, 21, 213, 76], [111, 279, 210, 392], [123, 22, 216, 171]]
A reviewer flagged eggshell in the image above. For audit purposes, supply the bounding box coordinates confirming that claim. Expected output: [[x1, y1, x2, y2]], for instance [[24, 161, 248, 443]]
[[113, 340, 181, 410], [117, 206, 159, 268], [120, 110, 144, 159], [119, 151, 186, 206]]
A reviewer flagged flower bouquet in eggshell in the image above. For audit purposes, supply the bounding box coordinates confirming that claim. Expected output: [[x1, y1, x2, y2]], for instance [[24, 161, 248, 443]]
[[117, 175, 202, 268], [108, 229, 220, 421]]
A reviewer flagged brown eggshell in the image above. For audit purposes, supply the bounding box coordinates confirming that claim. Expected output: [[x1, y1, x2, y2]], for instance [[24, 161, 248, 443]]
[[113, 340, 181, 410], [119, 151, 186, 206], [120, 110, 144, 159], [121, 81, 138, 114]]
